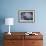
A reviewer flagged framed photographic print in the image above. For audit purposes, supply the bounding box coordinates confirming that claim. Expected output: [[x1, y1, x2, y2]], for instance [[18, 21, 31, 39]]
[[18, 10, 35, 23]]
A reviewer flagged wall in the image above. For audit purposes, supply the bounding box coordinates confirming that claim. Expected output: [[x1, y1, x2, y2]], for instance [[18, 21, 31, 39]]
[[0, 0, 46, 46]]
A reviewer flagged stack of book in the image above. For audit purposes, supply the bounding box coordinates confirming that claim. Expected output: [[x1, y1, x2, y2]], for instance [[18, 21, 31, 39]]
[[25, 32, 38, 35]]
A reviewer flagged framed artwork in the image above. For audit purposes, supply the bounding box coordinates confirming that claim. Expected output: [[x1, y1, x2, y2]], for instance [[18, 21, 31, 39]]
[[18, 10, 35, 23]]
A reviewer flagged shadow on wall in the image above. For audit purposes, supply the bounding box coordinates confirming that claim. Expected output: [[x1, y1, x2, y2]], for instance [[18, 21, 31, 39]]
[[0, 16, 5, 32], [0, 16, 5, 46]]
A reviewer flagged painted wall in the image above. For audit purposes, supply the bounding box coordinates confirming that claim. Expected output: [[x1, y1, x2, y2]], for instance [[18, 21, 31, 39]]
[[0, 0, 46, 46]]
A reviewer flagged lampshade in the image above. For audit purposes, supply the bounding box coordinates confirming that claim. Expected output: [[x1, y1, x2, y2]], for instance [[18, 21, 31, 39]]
[[5, 18, 14, 25]]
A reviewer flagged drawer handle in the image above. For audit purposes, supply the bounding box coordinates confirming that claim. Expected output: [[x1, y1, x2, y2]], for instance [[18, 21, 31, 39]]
[[32, 42, 35, 44]]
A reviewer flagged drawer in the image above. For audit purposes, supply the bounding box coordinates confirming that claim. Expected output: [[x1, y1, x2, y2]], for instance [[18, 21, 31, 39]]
[[32, 40, 43, 46], [24, 40, 43, 46], [4, 40, 16, 46], [4, 40, 16, 45], [4, 40, 24, 46], [25, 35, 43, 40], [4, 35, 24, 40]]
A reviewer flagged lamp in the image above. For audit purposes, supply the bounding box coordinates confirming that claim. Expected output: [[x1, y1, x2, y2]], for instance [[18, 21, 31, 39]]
[[5, 18, 14, 35]]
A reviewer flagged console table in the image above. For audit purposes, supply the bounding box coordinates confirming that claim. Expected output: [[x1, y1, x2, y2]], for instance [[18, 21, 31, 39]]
[[4, 32, 43, 46]]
